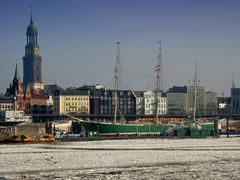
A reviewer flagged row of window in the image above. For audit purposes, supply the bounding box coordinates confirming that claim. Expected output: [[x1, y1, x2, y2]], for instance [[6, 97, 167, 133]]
[[65, 102, 88, 107], [103, 91, 132, 96], [168, 104, 186, 107], [0, 105, 13, 108], [101, 101, 133, 105], [100, 96, 133, 101], [145, 110, 166, 114], [167, 99, 186, 103], [145, 104, 166, 108], [100, 105, 133, 110], [168, 94, 186, 98], [65, 108, 88, 113], [100, 110, 133, 114], [65, 97, 89, 101], [145, 99, 166, 103]]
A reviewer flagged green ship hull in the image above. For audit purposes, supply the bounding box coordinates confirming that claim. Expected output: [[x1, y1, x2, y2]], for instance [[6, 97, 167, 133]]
[[72, 121, 215, 138]]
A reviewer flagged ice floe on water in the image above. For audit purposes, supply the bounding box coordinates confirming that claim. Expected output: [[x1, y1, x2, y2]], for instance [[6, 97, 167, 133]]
[[0, 137, 239, 179]]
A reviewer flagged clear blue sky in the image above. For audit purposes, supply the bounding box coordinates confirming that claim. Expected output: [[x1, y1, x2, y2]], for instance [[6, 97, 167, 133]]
[[0, 0, 240, 96]]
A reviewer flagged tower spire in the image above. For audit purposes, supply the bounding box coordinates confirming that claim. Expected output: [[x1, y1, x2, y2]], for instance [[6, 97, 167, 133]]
[[14, 62, 20, 81], [24, 5, 42, 84], [29, 5, 33, 24], [232, 73, 235, 88]]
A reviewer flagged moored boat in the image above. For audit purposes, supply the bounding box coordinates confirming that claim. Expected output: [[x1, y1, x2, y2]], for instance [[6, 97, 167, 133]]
[[4, 134, 55, 143]]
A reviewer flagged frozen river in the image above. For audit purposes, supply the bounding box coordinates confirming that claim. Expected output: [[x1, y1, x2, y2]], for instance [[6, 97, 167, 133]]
[[0, 137, 239, 179]]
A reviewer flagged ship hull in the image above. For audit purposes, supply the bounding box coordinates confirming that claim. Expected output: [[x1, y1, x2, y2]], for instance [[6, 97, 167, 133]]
[[72, 121, 215, 138], [73, 122, 174, 137]]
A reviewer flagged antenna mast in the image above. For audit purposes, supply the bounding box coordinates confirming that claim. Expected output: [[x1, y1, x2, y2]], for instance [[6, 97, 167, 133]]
[[114, 42, 120, 124], [232, 72, 236, 114], [155, 41, 161, 119], [193, 61, 198, 123]]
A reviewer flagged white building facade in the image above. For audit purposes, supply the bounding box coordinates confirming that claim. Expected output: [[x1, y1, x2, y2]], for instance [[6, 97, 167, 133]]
[[144, 90, 167, 115], [133, 91, 144, 115], [0, 110, 32, 123]]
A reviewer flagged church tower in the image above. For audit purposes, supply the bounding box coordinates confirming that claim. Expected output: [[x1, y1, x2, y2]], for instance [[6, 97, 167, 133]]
[[23, 11, 42, 84]]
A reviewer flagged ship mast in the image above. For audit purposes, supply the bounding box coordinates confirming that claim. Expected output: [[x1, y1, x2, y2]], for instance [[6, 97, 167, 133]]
[[155, 41, 161, 119], [193, 61, 198, 124], [114, 42, 121, 124]]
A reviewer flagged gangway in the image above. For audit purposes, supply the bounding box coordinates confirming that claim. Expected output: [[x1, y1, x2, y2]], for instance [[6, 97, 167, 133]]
[[163, 124, 191, 136]]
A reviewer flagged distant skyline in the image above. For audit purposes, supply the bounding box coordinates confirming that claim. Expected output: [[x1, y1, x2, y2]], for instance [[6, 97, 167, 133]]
[[1, 0, 240, 96]]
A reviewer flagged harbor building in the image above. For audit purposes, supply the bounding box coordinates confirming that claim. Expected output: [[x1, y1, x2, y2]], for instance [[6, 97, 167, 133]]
[[5, 64, 32, 113], [144, 90, 167, 115], [187, 86, 205, 116], [230, 77, 240, 114], [204, 91, 218, 115], [218, 97, 231, 114], [78, 85, 136, 116], [0, 98, 14, 112], [78, 84, 105, 115], [231, 88, 240, 114], [166, 86, 188, 115], [166, 86, 217, 116], [53, 90, 90, 115], [133, 91, 145, 115], [99, 90, 136, 116], [31, 95, 54, 114], [0, 111, 32, 123], [4, 64, 51, 114]]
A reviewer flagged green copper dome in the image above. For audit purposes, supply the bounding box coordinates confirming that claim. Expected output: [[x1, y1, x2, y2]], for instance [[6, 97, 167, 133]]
[[27, 15, 38, 35]]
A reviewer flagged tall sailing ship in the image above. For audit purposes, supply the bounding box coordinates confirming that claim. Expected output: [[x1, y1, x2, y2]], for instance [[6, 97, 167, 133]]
[[71, 42, 179, 137], [70, 42, 215, 138]]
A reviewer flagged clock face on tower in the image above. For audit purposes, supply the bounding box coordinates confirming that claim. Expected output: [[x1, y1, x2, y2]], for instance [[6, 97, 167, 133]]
[[34, 47, 39, 56]]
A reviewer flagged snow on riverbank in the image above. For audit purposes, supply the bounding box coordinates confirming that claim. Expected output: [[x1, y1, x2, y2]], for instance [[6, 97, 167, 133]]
[[0, 137, 239, 179]]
